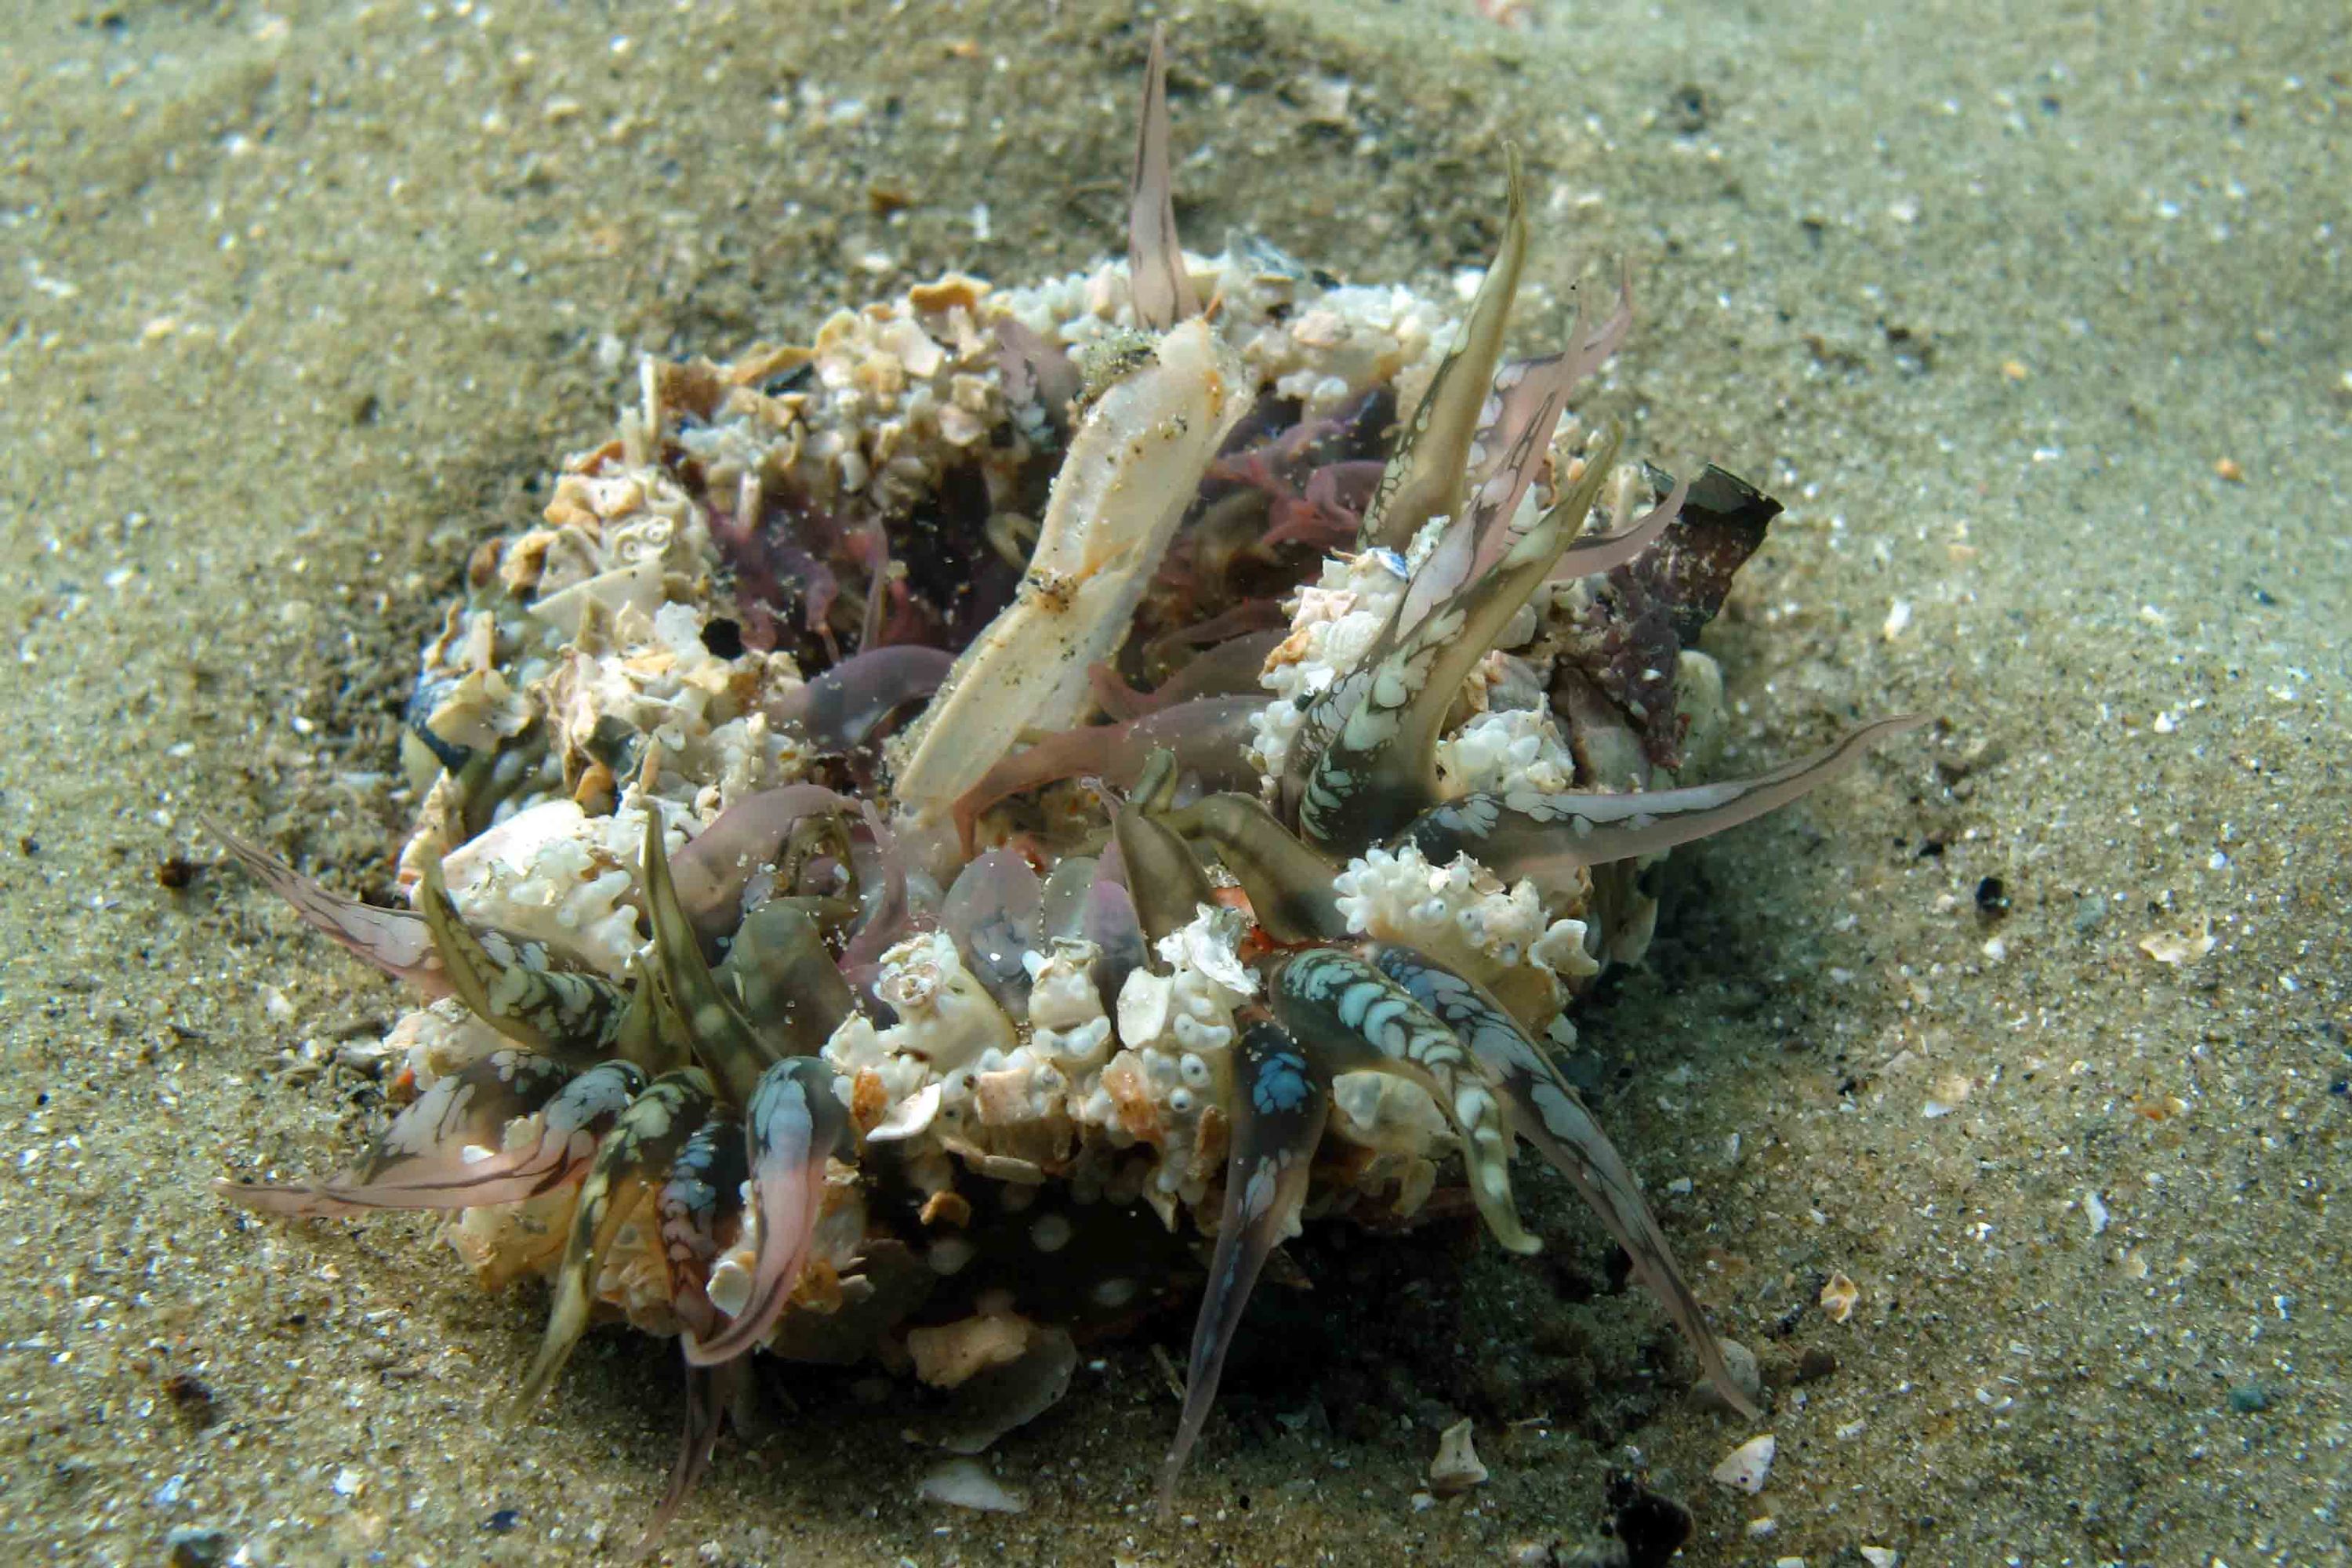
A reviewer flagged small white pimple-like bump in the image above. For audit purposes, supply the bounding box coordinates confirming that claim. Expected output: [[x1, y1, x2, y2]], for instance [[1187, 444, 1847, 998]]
[[1168, 1087, 1195, 1115], [1030, 1213, 1074, 1253], [1178, 1053, 1211, 1088]]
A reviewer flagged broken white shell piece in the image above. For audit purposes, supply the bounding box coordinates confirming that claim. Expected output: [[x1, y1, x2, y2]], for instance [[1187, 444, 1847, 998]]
[[895, 316, 1250, 820], [1025, 938, 1106, 1031], [874, 931, 1018, 1075], [526, 555, 665, 640], [2137, 918, 2216, 965], [916, 1456, 1026, 1514], [1156, 905, 1259, 1000], [867, 1081, 944, 1144], [1711, 1432, 1777, 1494], [1428, 1417, 1489, 1496]]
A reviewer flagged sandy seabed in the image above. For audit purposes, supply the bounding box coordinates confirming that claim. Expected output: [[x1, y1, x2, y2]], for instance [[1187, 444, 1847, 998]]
[[2, 1, 2344, 1563]]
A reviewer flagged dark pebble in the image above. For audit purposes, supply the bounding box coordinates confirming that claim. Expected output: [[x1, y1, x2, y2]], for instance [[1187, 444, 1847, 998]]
[[163, 1371, 218, 1430], [165, 1527, 233, 1568], [2227, 1382, 2268, 1413], [1606, 1475, 1693, 1568], [699, 616, 746, 659], [1973, 876, 2009, 919], [1795, 1345, 1838, 1383], [155, 855, 198, 890], [484, 1508, 522, 1534]]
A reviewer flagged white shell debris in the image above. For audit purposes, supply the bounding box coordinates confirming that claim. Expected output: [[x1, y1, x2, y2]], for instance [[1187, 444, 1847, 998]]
[[1921, 1072, 1973, 1119], [916, 1457, 1026, 1514], [2082, 1190, 2111, 1236], [1820, 1272, 1860, 1324], [2138, 918, 2216, 964], [1428, 1417, 1490, 1496], [1711, 1432, 1777, 1494]]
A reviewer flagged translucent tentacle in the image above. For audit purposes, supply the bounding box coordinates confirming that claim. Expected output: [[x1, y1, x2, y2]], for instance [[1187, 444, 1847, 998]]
[[1269, 949, 1537, 1255], [1159, 1015, 1330, 1510], [684, 1058, 851, 1367], [839, 800, 912, 992], [1080, 859, 1149, 1017], [1156, 793, 1348, 945], [642, 813, 800, 1105], [667, 784, 854, 938], [1125, 23, 1198, 332], [629, 1116, 752, 1559], [764, 644, 953, 753], [940, 849, 1044, 1014], [1395, 343, 1613, 633], [203, 814, 451, 998], [657, 1116, 750, 1330], [419, 858, 637, 1067], [215, 1049, 575, 1218], [717, 900, 858, 1059], [1357, 145, 1528, 550], [1546, 472, 1685, 582], [949, 695, 1263, 854], [1093, 630, 1284, 720], [629, 1359, 745, 1560], [517, 1067, 717, 1410], [1112, 750, 1217, 952], [1396, 715, 1928, 887], [1367, 945, 1762, 1421], [1298, 429, 1622, 851]]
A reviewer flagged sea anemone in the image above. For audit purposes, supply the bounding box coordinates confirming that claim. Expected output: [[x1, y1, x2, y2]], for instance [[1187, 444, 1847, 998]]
[[212, 25, 1918, 1548]]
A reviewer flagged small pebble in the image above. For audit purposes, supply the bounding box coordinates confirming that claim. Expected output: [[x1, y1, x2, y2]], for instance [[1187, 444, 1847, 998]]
[[1861, 1548, 1901, 1567], [1694, 1338, 1762, 1413], [2227, 1382, 2268, 1413], [1820, 1272, 1860, 1323], [482, 1508, 521, 1534]]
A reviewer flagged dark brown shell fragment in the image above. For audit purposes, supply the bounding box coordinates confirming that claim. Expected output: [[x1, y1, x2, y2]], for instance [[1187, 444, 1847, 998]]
[[1553, 463, 1780, 768]]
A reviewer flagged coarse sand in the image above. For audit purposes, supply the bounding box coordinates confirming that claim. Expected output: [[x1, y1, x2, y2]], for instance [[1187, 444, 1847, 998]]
[[2, 1, 2343, 1563]]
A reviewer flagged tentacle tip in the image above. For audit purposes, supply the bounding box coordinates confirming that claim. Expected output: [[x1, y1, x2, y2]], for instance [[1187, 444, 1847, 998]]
[[1153, 1463, 1185, 1523], [511, 1341, 574, 1418]]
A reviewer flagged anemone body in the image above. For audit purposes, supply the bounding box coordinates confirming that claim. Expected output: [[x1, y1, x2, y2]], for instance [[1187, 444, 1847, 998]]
[[215, 27, 1920, 1545]]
